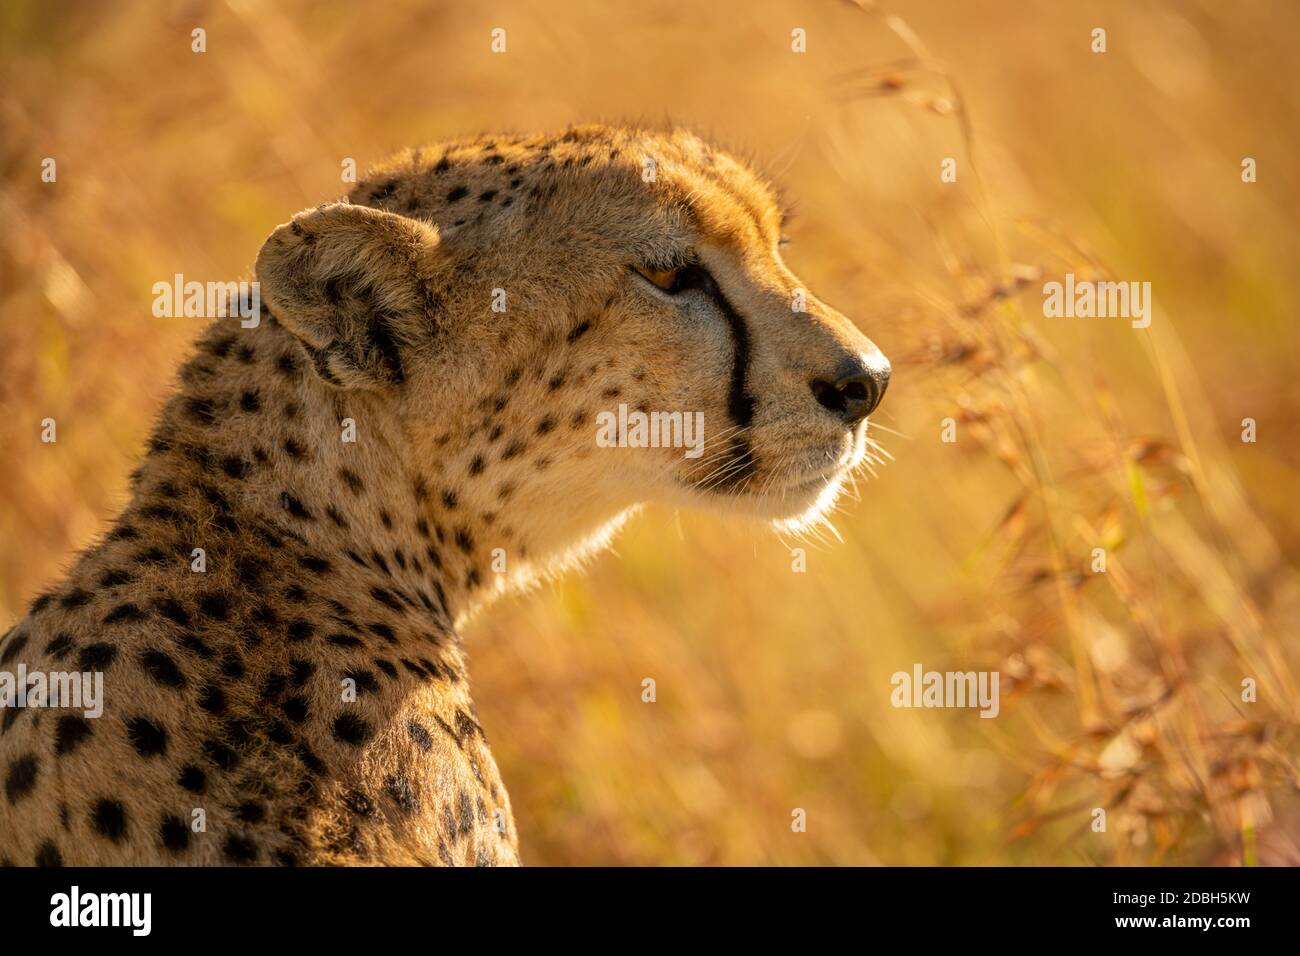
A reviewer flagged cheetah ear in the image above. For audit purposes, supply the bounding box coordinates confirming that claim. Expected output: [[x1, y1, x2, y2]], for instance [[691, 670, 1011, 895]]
[[255, 202, 444, 389]]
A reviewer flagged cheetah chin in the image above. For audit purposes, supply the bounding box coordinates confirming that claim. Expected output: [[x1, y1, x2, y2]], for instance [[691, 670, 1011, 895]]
[[0, 125, 888, 867]]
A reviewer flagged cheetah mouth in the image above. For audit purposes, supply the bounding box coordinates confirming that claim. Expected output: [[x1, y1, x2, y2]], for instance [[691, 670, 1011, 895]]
[[744, 434, 868, 508], [780, 471, 840, 493]]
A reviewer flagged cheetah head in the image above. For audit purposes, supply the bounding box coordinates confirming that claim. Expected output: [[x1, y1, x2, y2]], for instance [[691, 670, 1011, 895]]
[[255, 127, 888, 573]]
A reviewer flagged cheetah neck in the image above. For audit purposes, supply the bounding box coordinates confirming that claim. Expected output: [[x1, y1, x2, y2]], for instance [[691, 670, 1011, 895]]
[[135, 317, 635, 631]]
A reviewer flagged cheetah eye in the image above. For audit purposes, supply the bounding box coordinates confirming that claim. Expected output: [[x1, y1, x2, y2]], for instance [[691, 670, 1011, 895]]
[[638, 266, 678, 291], [632, 262, 716, 296]]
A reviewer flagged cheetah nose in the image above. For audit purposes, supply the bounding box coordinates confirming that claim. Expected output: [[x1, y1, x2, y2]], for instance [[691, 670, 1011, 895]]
[[809, 353, 890, 425]]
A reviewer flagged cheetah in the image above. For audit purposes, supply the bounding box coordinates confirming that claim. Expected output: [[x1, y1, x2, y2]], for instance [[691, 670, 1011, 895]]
[[0, 126, 889, 866]]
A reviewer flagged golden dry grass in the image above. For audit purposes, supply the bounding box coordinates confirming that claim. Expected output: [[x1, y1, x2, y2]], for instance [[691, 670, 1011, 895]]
[[1, 0, 1297, 865]]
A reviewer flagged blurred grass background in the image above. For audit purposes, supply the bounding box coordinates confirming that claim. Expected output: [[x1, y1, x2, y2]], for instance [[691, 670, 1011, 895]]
[[1, 0, 1297, 865]]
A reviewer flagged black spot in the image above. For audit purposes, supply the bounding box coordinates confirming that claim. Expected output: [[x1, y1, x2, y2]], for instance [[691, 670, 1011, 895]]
[[333, 713, 372, 746], [369, 587, 403, 612], [4, 754, 38, 803], [77, 643, 117, 671], [342, 789, 375, 817], [198, 685, 226, 715], [240, 390, 261, 413], [140, 649, 187, 688], [140, 503, 181, 522], [205, 333, 236, 357], [296, 743, 326, 775], [59, 588, 92, 609], [385, 774, 419, 812], [160, 815, 190, 852], [344, 669, 379, 694], [266, 719, 294, 745], [237, 801, 266, 824], [374, 658, 398, 678], [97, 568, 134, 588], [367, 622, 397, 643], [457, 789, 475, 835], [221, 455, 250, 479], [241, 558, 272, 591], [262, 672, 288, 698], [446, 185, 468, 202], [299, 555, 331, 574], [29, 592, 56, 614], [283, 437, 308, 460], [180, 442, 216, 471], [455, 709, 479, 741], [455, 528, 474, 554], [281, 493, 313, 520], [126, 717, 168, 757], [204, 739, 239, 770], [368, 314, 406, 384], [281, 697, 310, 723], [155, 597, 191, 627], [339, 468, 364, 494], [178, 634, 213, 658], [0, 633, 27, 665], [45, 634, 74, 659], [178, 765, 207, 793], [220, 650, 245, 679], [184, 396, 219, 425], [407, 720, 433, 751], [91, 798, 128, 842], [478, 189, 497, 202], [276, 352, 300, 377], [198, 591, 230, 621], [223, 835, 259, 863], [35, 841, 62, 867], [328, 633, 363, 649], [54, 715, 93, 755], [286, 619, 314, 642], [289, 659, 315, 685]]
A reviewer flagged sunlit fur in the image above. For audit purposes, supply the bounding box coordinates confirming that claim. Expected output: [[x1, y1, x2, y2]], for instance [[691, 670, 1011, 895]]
[[0, 125, 889, 867], [307, 124, 893, 618]]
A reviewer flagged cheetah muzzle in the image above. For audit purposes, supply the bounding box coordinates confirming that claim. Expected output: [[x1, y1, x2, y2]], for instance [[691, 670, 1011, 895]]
[[0, 125, 889, 866]]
